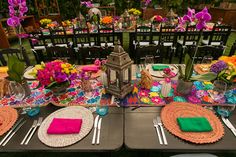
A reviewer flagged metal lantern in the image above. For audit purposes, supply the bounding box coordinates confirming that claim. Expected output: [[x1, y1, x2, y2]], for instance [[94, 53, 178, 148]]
[[105, 43, 133, 98]]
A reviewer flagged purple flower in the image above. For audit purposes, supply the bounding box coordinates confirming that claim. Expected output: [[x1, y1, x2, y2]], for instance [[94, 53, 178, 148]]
[[55, 72, 68, 83], [183, 8, 195, 23], [17, 33, 29, 38], [195, 7, 211, 30], [145, 0, 152, 6], [210, 60, 228, 74], [31, 38, 39, 45], [7, 16, 20, 27]]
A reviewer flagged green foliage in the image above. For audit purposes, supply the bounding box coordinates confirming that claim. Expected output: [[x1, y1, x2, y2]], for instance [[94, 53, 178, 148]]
[[45, 80, 70, 89], [7, 56, 25, 83], [184, 53, 193, 81], [190, 72, 217, 82]]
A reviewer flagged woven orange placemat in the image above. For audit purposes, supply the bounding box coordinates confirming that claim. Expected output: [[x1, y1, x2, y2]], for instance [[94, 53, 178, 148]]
[[0, 106, 18, 136], [161, 102, 224, 144], [194, 64, 210, 75]]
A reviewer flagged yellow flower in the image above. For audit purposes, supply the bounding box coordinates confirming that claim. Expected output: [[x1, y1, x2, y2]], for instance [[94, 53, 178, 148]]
[[141, 97, 150, 103], [149, 92, 159, 97]]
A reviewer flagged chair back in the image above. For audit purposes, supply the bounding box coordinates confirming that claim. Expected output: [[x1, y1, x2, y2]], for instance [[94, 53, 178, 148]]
[[208, 24, 231, 45], [73, 25, 92, 48], [0, 47, 30, 66], [80, 46, 101, 65], [28, 29, 47, 49], [134, 24, 153, 45], [159, 24, 177, 45], [135, 43, 163, 64], [98, 24, 115, 46], [49, 27, 70, 47], [45, 46, 76, 64], [182, 25, 201, 45], [187, 44, 225, 63]]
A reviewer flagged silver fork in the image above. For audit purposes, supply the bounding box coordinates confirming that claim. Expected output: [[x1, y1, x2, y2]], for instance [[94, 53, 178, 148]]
[[157, 117, 168, 145], [21, 120, 38, 145], [24, 117, 43, 145], [153, 118, 163, 145]]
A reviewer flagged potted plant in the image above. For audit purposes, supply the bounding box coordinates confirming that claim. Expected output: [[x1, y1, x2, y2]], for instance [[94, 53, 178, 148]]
[[7, 56, 31, 99], [176, 7, 218, 95]]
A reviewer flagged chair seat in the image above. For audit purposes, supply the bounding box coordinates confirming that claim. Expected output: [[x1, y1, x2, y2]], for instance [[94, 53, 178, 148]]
[[133, 41, 150, 46], [78, 42, 95, 48], [33, 46, 46, 50], [177, 40, 195, 46], [101, 42, 114, 47], [202, 40, 221, 46], [153, 41, 173, 47]]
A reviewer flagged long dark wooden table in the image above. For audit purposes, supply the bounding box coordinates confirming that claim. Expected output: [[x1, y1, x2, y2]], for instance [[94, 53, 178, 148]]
[[124, 107, 236, 153], [0, 105, 124, 152]]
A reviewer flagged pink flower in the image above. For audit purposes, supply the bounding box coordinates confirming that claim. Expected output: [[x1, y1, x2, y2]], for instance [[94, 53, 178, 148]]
[[94, 58, 101, 66], [163, 68, 171, 74], [139, 90, 149, 97], [7, 16, 20, 27], [151, 97, 162, 104]]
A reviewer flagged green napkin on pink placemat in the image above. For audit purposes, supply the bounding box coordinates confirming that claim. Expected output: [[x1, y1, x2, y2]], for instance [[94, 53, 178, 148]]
[[177, 117, 213, 132], [152, 65, 169, 71]]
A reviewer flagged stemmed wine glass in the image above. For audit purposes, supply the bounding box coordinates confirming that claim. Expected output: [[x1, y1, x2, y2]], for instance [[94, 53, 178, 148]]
[[200, 56, 213, 72]]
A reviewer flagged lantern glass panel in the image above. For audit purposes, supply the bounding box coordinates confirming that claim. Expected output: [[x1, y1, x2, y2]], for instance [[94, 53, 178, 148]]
[[123, 69, 129, 85], [110, 69, 117, 86]]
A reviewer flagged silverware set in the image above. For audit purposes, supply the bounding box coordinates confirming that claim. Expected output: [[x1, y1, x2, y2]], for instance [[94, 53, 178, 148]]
[[0, 118, 26, 146], [21, 117, 43, 145], [221, 116, 236, 137], [153, 116, 168, 145], [92, 115, 102, 145]]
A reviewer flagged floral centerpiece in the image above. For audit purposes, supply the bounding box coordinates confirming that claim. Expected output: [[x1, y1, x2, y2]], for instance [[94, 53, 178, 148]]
[[39, 18, 52, 28], [33, 60, 77, 95], [210, 56, 236, 85], [62, 20, 72, 28]]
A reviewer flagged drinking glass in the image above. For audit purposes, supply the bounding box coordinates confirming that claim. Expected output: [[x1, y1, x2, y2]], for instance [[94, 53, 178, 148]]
[[209, 80, 227, 101], [8, 81, 25, 101], [200, 56, 213, 72]]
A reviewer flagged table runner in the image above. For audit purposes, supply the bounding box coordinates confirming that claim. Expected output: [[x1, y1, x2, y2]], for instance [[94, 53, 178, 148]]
[[0, 79, 235, 108]]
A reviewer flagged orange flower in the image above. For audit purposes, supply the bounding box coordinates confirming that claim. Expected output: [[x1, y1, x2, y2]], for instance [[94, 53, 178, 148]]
[[101, 16, 113, 25]]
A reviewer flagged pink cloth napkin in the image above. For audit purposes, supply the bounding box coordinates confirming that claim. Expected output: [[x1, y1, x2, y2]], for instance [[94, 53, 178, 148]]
[[47, 118, 83, 134], [81, 65, 99, 73]]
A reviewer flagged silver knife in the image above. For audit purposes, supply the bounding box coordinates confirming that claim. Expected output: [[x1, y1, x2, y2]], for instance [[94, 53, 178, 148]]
[[0, 118, 24, 146], [222, 117, 236, 137], [21, 120, 37, 145], [96, 118, 102, 145], [157, 116, 168, 145], [92, 115, 100, 145], [2, 120, 26, 146]]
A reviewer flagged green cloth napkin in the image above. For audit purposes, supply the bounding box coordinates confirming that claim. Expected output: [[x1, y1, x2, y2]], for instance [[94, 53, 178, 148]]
[[177, 117, 213, 132], [152, 65, 169, 71]]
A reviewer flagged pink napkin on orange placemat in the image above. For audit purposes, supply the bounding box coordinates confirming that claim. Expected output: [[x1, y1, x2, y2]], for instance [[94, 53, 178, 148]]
[[47, 118, 83, 134], [81, 65, 99, 73]]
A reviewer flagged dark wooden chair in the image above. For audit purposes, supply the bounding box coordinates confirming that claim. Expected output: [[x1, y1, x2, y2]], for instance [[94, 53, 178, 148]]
[[186, 44, 225, 63], [45, 46, 77, 64], [49, 27, 72, 47], [177, 25, 201, 63], [135, 43, 163, 64], [229, 40, 236, 56], [0, 47, 31, 66], [28, 29, 48, 63], [80, 46, 101, 65], [97, 24, 115, 47], [153, 24, 177, 63], [134, 24, 153, 47], [202, 24, 231, 46], [73, 25, 95, 49]]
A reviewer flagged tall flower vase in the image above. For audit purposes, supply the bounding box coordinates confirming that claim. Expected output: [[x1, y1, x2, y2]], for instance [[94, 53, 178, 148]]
[[21, 79, 31, 98], [161, 78, 172, 97], [81, 78, 92, 93]]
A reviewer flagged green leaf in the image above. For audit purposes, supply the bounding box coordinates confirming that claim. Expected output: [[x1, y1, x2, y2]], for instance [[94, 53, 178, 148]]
[[7, 56, 18, 71], [184, 53, 193, 81], [12, 62, 25, 76], [7, 70, 21, 82], [190, 72, 217, 82]]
